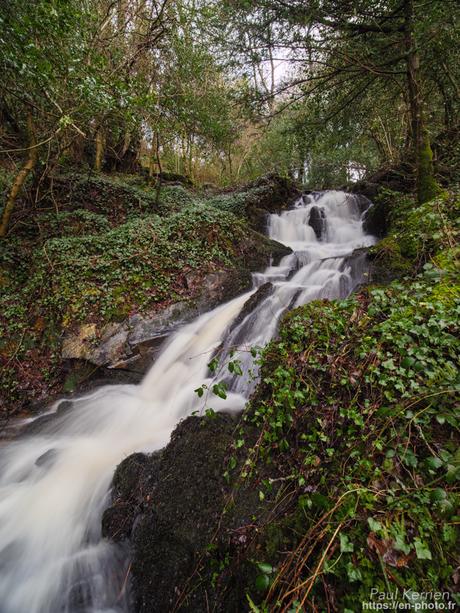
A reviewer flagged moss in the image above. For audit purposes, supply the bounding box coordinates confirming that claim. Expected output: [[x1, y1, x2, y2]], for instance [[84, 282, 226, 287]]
[[417, 131, 441, 204], [368, 236, 412, 283], [373, 189, 459, 267]]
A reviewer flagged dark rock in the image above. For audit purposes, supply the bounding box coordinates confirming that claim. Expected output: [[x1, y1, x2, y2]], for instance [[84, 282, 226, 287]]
[[102, 452, 159, 542], [352, 193, 373, 215], [308, 206, 327, 240], [21, 413, 59, 436], [242, 174, 301, 232], [243, 234, 292, 272], [35, 448, 58, 468], [103, 412, 288, 612], [229, 283, 274, 334], [362, 201, 388, 238], [126, 414, 237, 612], [366, 238, 413, 285]]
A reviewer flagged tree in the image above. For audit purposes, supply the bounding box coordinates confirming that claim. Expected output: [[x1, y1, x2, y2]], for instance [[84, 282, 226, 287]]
[[218, 0, 458, 196]]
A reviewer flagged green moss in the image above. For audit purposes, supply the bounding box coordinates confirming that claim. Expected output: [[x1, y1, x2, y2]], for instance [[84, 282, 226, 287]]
[[377, 189, 459, 266], [417, 131, 441, 204], [368, 236, 412, 282]]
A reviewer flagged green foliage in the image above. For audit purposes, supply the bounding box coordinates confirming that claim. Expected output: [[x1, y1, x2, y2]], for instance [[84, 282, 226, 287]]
[[388, 190, 459, 262], [240, 267, 459, 609], [21, 205, 249, 325], [0, 174, 285, 413], [206, 186, 273, 217], [49, 173, 160, 222], [369, 189, 459, 276], [156, 185, 196, 215], [32, 209, 111, 238], [220, 190, 460, 610]]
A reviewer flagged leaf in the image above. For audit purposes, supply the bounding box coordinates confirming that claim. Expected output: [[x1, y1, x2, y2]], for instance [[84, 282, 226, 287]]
[[401, 356, 415, 369], [256, 562, 274, 574], [402, 449, 418, 468], [425, 456, 443, 470], [368, 517, 382, 532], [346, 561, 362, 582], [255, 574, 270, 591], [442, 524, 457, 544], [340, 533, 354, 553], [430, 488, 447, 502], [207, 357, 219, 373], [414, 538, 432, 560], [212, 382, 227, 399]]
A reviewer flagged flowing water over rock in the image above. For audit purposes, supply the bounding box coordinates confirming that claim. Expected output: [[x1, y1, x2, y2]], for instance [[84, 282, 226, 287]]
[[0, 191, 375, 613]]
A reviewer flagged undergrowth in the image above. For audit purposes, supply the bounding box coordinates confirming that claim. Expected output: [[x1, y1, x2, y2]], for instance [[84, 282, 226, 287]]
[[0, 173, 286, 415]]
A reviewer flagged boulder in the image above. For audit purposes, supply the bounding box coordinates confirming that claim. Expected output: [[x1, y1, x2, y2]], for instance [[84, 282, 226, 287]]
[[362, 201, 388, 238], [104, 414, 239, 612], [60, 269, 253, 375], [308, 206, 327, 240]]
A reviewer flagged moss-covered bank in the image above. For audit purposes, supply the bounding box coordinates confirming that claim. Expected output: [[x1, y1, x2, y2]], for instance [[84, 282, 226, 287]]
[[0, 172, 297, 420]]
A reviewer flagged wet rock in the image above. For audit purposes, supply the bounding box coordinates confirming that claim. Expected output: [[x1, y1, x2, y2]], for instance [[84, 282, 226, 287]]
[[35, 448, 58, 468], [61, 269, 253, 375], [308, 206, 327, 240], [243, 174, 301, 232], [352, 193, 372, 215], [229, 283, 274, 334], [102, 452, 159, 542], [362, 201, 388, 238], [129, 414, 237, 612], [62, 324, 98, 360], [103, 413, 285, 612]]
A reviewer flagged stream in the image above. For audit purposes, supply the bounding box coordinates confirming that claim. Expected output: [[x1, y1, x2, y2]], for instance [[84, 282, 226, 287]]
[[0, 190, 376, 613]]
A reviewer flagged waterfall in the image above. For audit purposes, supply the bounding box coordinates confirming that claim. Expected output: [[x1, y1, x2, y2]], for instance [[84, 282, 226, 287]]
[[0, 191, 375, 613]]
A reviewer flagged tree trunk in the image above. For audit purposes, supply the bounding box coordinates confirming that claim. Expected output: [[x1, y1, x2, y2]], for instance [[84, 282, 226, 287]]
[[404, 0, 438, 203], [95, 127, 105, 172], [0, 114, 38, 237], [154, 132, 162, 207]]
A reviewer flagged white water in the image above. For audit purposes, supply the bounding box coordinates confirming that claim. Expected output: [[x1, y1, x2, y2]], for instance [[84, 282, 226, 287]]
[[0, 191, 375, 613]]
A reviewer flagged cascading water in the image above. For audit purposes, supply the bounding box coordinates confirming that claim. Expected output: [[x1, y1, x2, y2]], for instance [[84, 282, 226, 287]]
[[0, 191, 375, 613]]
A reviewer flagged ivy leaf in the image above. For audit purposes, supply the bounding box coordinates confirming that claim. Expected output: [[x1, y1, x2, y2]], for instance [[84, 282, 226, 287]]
[[425, 456, 443, 470], [414, 538, 432, 560], [368, 517, 382, 532], [340, 533, 354, 553], [256, 562, 273, 574], [212, 382, 227, 399], [194, 386, 204, 398], [346, 562, 362, 582], [207, 357, 219, 373], [255, 574, 269, 592]]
